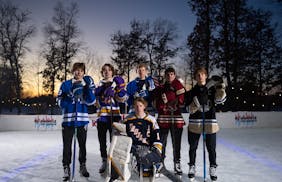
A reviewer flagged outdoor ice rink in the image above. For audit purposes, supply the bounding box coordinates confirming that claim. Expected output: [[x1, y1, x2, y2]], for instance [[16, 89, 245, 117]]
[[0, 126, 282, 182]]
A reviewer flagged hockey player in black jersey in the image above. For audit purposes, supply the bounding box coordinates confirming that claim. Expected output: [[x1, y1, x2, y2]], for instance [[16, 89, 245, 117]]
[[125, 97, 163, 177]]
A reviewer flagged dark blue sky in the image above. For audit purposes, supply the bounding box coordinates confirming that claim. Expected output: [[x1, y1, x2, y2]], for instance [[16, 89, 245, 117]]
[[11, 0, 281, 60], [12, 0, 196, 59]]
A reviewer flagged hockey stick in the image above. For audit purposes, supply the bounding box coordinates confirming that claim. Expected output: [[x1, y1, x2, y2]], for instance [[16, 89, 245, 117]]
[[71, 97, 79, 182], [168, 104, 180, 175], [202, 104, 207, 182], [157, 163, 182, 182], [110, 95, 114, 140], [166, 99, 182, 176]]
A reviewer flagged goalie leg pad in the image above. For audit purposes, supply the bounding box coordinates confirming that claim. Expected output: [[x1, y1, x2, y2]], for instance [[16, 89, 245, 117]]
[[108, 135, 132, 181]]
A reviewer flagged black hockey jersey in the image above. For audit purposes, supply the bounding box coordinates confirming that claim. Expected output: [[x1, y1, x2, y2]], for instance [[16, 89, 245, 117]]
[[124, 113, 162, 153]]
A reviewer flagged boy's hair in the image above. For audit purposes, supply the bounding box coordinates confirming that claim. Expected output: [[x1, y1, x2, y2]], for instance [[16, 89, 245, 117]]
[[194, 67, 208, 79], [165, 67, 176, 75], [134, 97, 148, 108], [72, 62, 85, 73], [101, 63, 115, 76], [137, 63, 148, 70]]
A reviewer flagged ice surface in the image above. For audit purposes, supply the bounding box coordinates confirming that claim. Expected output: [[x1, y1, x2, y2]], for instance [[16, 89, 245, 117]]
[[0, 127, 282, 182]]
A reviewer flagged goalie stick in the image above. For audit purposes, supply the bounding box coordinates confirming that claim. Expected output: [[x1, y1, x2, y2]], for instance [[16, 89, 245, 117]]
[[157, 163, 182, 182]]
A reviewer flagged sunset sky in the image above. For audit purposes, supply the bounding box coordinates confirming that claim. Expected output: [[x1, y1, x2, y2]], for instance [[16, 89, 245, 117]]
[[8, 0, 281, 97]]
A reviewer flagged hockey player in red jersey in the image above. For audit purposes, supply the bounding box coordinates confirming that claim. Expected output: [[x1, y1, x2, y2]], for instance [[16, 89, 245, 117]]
[[154, 67, 186, 175]]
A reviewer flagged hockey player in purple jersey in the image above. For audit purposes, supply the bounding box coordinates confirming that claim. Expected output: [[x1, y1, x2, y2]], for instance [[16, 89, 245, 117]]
[[95, 63, 127, 174], [57, 62, 96, 181]]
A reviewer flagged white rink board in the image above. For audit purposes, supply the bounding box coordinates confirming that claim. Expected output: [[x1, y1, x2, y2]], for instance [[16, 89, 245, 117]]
[[0, 112, 282, 131]]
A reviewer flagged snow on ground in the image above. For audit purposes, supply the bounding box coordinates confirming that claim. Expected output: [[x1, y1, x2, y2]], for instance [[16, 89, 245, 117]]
[[0, 127, 282, 182]]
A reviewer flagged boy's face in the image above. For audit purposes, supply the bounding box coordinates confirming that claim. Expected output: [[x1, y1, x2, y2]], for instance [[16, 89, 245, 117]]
[[134, 101, 146, 114], [73, 68, 84, 80], [137, 67, 147, 79], [102, 66, 113, 79], [195, 71, 207, 86], [165, 72, 176, 83]]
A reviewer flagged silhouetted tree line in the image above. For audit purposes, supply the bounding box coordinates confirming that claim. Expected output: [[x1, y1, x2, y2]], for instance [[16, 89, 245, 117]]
[[0, 0, 35, 113], [0, 0, 281, 114], [186, 0, 281, 111]]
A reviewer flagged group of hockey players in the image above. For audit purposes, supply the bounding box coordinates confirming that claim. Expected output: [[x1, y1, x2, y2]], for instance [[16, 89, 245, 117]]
[[57, 62, 227, 181]]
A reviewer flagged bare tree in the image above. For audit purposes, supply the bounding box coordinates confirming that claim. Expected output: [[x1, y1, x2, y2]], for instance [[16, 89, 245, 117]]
[[111, 26, 146, 82], [80, 48, 105, 81], [40, 1, 81, 98], [149, 18, 179, 76], [48, 1, 81, 82], [111, 18, 179, 81], [0, 0, 35, 113]]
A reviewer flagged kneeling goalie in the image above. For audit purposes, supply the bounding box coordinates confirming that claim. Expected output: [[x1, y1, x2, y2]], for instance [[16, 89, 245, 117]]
[[108, 97, 162, 181]]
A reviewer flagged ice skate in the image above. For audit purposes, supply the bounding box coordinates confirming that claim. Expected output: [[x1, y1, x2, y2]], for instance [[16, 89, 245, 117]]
[[63, 165, 70, 181], [209, 166, 217, 181], [188, 165, 195, 181], [174, 161, 183, 175], [99, 158, 107, 173], [79, 163, 90, 177]]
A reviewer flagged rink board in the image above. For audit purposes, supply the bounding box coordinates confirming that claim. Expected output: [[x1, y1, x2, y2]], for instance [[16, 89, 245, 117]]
[[1, 112, 282, 131]]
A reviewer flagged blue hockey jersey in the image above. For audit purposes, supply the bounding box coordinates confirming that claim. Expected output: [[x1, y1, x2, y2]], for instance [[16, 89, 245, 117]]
[[126, 76, 155, 113], [57, 78, 96, 127]]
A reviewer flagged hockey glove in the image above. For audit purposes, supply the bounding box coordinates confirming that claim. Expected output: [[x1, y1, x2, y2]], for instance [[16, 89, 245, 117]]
[[189, 96, 201, 114], [206, 75, 223, 89], [146, 76, 156, 91], [72, 80, 84, 100], [104, 87, 115, 98], [134, 90, 147, 98], [161, 93, 168, 104], [215, 83, 227, 104], [83, 75, 95, 89], [113, 76, 125, 91], [141, 147, 162, 166]]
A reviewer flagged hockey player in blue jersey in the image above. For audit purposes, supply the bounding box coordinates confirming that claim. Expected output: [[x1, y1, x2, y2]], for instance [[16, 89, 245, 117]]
[[95, 63, 127, 174], [126, 63, 156, 115], [57, 62, 96, 181]]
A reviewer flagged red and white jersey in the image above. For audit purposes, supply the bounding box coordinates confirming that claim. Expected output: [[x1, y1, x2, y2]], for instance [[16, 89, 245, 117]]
[[155, 79, 185, 128]]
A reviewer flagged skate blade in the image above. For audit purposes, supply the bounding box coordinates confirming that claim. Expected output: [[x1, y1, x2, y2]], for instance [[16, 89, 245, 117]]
[[174, 172, 182, 181], [62, 177, 70, 182], [189, 177, 195, 181]]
